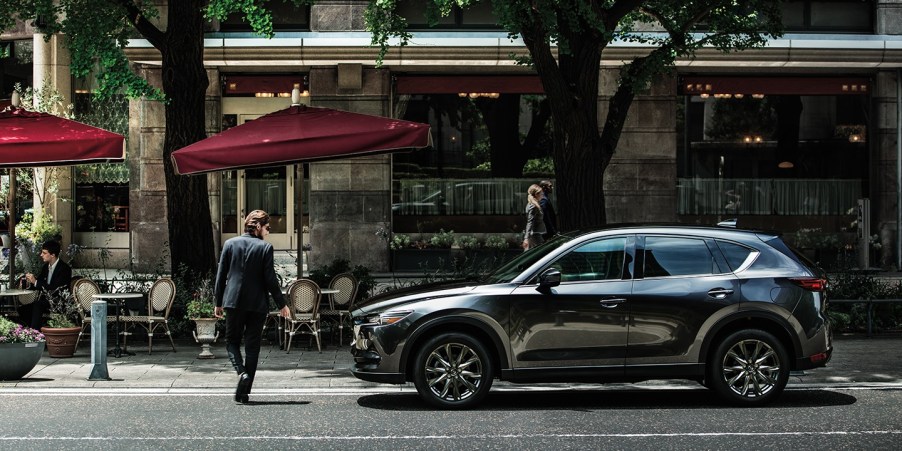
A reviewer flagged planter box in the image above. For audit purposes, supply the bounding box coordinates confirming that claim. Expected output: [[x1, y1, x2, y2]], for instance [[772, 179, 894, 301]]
[[391, 249, 464, 272], [391, 248, 521, 273], [0, 342, 45, 380]]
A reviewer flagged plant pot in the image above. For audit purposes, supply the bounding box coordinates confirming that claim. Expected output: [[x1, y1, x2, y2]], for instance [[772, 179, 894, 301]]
[[192, 318, 220, 359], [0, 342, 45, 380], [40, 327, 81, 358], [391, 249, 464, 272]]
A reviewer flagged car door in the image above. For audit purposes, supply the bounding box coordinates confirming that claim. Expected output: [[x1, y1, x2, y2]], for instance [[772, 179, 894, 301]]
[[508, 235, 635, 377], [627, 235, 739, 368]]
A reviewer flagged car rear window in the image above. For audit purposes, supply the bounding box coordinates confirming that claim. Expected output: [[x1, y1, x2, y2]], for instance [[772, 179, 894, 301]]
[[643, 236, 719, 277], [716, 240, 754, 271]]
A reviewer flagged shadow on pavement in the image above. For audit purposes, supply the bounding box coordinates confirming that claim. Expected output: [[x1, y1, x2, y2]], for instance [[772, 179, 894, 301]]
[[357, 389, 857, 411], [240, 400, 312, 406]]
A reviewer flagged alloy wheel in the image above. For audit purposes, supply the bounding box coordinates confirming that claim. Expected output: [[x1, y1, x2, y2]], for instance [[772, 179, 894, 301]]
[[423, 342, 484, 402], [720, 338, 782, 398]]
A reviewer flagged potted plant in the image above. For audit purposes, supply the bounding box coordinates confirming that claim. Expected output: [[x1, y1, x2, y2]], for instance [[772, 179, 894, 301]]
[[40, 287, 81, 358], [0, 316, 45, 380], [186, 277, 219, 359]]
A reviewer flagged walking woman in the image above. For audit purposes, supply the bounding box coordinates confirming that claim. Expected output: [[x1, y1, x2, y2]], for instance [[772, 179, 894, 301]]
[[522, 184, 547, 250]]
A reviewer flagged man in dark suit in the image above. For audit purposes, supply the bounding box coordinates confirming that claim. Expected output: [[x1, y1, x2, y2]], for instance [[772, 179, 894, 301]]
[[18, 240, 72, 329], [539, 180, 558, 239], [214, 210, 289, 404]]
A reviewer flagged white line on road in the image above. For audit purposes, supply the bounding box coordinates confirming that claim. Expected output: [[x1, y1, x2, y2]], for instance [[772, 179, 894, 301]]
[[1, 383, 901, 396], [0, 431, 900, 441]]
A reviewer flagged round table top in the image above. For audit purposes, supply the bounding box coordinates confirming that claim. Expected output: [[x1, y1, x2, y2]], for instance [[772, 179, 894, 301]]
[[92, 292, 144, 299], [0, 289, 33, 296]]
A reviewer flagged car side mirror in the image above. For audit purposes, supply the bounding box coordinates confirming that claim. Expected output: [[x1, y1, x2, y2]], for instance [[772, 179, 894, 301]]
[[537, 268, 561, 291]]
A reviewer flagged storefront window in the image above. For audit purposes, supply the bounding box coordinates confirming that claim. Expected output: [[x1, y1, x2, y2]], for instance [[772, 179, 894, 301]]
[[74, 182, 129, 232], [678, 83, 869, 224], [393, 83, 554, 233]]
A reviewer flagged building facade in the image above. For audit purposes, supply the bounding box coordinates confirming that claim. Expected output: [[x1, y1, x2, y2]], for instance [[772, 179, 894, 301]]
[[3, 1, 902, 272]]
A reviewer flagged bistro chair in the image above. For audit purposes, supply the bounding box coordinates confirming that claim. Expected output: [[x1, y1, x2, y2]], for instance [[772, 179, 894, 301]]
[[319, 272, 358, 347], [124, 278, 177, 354], [263, 281, 294, 348], [72, 278, 102, 350], [284, 278, 321, 354]]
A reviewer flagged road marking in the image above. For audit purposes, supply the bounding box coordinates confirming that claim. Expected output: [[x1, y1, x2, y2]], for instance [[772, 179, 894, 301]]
[[0, 431, 901, 441], [1, 383, 901, 396]]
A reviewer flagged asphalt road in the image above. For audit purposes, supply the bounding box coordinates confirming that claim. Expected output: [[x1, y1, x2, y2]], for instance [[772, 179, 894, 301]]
[[2, 387, 900, 450]]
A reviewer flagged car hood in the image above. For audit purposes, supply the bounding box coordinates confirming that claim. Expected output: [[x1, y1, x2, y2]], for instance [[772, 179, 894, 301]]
[[354, 279, 482, 316]]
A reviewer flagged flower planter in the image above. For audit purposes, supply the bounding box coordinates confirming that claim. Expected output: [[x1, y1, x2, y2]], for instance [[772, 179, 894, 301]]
[[192, 318, 220, 359], [0, 342, 46, 380], [391, 249, 464, 272], [40, 327, 80, 358]]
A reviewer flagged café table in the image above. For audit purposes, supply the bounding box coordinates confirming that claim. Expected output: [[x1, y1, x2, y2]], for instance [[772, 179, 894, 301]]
[[0, 288, 33, 318], [92, 292, 143, 357]]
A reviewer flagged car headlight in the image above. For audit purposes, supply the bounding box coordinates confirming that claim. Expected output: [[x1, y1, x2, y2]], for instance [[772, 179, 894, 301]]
[[368, 310, 413, 326]]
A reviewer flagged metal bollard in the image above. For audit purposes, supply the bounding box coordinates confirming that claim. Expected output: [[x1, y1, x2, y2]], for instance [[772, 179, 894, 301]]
[[88, 300, 111, 381]]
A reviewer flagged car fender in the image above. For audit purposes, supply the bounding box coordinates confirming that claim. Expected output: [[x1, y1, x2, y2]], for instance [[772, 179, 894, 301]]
[[698, 305, 802, 364], [399, 312, 510, 377]]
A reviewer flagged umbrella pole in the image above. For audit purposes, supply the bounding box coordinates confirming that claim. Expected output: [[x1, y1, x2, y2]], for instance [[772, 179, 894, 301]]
[[7, 168, 15, 289]]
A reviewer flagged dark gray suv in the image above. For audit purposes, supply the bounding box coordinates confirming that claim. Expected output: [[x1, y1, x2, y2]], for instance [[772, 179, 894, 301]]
[[351, 226, 832, 408]]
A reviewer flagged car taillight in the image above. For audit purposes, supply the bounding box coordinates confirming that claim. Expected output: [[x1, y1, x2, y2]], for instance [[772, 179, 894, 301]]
[[790, 277, 827, 292]]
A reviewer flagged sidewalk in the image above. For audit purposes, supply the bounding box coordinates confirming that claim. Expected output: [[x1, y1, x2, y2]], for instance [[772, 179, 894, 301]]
[[2, 334, 900, 390]]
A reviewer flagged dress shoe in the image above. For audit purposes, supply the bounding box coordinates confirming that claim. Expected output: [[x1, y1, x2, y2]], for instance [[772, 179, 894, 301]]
[[235, 372, 251, 403]]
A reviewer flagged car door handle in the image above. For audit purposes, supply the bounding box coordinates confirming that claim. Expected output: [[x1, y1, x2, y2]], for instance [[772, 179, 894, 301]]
[[599, 298, 626, 308], [707, 288, 734, 299]]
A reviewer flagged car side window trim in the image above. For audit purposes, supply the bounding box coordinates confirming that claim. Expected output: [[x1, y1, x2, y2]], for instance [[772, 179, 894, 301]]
[[714, 239, 760, 273], [526, 234, 633, 285], [637, 234, 732, 279]]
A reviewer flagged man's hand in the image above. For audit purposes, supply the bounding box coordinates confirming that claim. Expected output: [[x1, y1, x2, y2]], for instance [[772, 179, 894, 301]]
[[25, 272, 36, 285], [214, 306, 224, 318], [279, 305, 291, 318]]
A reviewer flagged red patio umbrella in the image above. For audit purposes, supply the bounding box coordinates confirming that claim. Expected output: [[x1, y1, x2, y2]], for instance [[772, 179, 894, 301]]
[[171, 105, 432, 175], [0, 107, 126, 285], [170, 104, 432, 277]]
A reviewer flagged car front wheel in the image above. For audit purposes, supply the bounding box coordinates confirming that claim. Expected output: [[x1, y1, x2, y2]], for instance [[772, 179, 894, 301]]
[[708, 329, 789, 406], [412, 332, 494, 409]]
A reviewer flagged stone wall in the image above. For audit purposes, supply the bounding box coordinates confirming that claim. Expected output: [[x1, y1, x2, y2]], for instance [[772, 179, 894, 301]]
[[307, 66, 393, 272]]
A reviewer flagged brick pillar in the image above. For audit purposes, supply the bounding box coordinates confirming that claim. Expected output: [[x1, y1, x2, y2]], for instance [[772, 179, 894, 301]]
[[129, 66, 222, 272], [307, 67, 393, 272], [601, 69, 678, 223]]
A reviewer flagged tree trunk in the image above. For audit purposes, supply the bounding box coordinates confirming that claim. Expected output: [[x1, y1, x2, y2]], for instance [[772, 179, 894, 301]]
[[477, 95, 530, 177], [159, 1, 216, 278], [525, 30, 607, 232]]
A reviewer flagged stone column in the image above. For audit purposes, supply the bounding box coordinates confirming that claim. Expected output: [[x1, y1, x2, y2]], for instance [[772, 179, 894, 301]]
[[307, 66, 393, 272], [873, 1, 902, 268], [31, 32, 73, 247], [600, 68, 678, 223], [129, 65, 169, 272], [128, 66, 222, 272]]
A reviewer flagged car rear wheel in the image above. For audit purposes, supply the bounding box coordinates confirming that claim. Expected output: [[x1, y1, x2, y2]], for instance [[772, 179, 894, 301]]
[[413, 332, 494, 409], [708, 329, 789, 406]]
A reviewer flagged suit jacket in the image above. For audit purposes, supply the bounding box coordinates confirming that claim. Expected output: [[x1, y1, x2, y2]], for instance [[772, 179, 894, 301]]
[[214, 233, 286, 313], [32, 259, 73, 295], [539, 196, 558, 237]]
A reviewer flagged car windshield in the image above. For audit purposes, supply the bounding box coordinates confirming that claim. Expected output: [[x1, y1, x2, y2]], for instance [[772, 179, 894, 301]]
[[481, 234, 575, 284]]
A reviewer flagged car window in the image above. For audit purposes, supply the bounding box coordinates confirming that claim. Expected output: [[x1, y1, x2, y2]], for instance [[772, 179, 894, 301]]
[[551, 237, 626, 282], [716, 240, 754, 271], [643, 236, 719, 277]]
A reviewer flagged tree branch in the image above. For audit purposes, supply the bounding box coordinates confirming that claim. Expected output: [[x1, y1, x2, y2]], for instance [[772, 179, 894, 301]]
[[604, 0, 645, 31], [107, 0, 164, 49]]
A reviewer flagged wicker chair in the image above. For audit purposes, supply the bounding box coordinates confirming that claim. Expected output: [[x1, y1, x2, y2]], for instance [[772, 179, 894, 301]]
[[72, 278, 102, 350], [284, 278, 321, 354], [319, 272, 358, 347], [124, 278, 177, 354]]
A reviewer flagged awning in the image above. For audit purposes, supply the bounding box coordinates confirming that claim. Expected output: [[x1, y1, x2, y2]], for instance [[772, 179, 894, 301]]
[[0, 109, 126, 167]]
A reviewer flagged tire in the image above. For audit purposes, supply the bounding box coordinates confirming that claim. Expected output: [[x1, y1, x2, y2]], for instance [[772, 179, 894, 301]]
[[707, 329, 789, 406], [412, 332, 494, 409]]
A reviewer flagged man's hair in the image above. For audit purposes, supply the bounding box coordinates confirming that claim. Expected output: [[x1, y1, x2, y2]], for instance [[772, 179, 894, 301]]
[[244, 210, 270, 233], [42, 240, 61, 257], [539, 180, 553, 190]]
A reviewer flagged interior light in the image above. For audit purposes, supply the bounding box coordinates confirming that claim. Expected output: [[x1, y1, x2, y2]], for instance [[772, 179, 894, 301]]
[[778, 161, 794, 169]]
